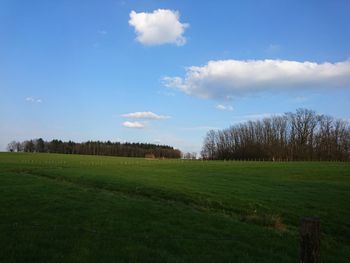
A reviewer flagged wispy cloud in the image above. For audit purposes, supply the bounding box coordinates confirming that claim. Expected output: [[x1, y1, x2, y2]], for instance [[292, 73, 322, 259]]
[[163, 59, 350, 100], [98, 30, 107, 35], [121, 111, 170, 120], [25, 97, 43, 103], [265, 44, 281, 54], [232, 113, 283, 123], [216, 104, 234, 111], [122, 121, 145, 128], [180, 126, 220, 131], [292, 96, 308, 103], [129, 9, 189, 46], [157, 90, 175, 97]]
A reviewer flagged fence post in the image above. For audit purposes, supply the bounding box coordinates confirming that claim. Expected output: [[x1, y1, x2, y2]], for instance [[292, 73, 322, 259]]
[[300, 217, 320, 263]]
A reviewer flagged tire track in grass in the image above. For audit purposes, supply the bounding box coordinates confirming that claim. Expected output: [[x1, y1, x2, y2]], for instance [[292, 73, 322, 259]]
[[12, 168, 291, 233]]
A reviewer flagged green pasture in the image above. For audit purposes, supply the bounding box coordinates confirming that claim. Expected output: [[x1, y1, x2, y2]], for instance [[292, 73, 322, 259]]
[[0, 152, 349, 262]]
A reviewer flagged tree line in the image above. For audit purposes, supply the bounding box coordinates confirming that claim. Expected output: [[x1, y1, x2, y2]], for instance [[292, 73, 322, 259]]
[[7, 139, 182, 159], [201, 109, 350, 161]]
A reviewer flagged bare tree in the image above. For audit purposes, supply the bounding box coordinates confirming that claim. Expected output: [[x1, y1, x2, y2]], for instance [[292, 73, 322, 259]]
[[202, 109, 350, 161], [7, 141, 18, 152]]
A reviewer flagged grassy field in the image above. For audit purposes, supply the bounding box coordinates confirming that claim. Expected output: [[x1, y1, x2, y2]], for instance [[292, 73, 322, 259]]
[[0, 152, 349, 262]]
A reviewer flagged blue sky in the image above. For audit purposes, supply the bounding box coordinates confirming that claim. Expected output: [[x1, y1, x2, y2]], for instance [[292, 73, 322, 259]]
[[1, 0, 350, 153]]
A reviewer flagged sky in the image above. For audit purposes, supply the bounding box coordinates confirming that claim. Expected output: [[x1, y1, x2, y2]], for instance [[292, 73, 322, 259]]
[[1, 0, 350, 153]]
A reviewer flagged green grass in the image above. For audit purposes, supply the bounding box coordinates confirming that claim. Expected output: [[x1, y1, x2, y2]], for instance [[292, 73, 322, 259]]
[[0, 152, 349, 262]]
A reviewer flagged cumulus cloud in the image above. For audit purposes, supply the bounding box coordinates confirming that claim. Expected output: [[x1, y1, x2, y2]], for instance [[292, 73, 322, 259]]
[[121, 111, 170, 120], [122, 121, 145, 128], [163, 59, 350, 100], [216, 104, 234, 111], [129, 9, 189, 46]]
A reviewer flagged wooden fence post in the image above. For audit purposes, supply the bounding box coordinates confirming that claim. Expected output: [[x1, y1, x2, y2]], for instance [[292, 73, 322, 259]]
[[300, 217, 320, 263]]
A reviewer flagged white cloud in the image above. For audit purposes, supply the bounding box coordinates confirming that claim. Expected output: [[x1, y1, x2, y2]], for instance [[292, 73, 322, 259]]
[[129, 9, 189, 46], [121, 111, 170, 120], [25, 97, 43, 103], [163, 59, 350, 100], [216, 104, 234, 111], [122, 121, 145, 128]]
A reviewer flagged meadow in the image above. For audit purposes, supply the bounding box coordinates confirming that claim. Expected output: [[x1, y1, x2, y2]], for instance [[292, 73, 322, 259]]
[[0, 152, 349, 262]]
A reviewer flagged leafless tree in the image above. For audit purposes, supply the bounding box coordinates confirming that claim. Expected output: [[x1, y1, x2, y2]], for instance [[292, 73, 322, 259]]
[[202, 109, 350, 161], [6, 141, 18, 152]]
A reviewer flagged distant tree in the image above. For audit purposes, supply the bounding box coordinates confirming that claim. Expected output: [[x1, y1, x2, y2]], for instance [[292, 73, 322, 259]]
[[10, 139, 182, 159], [183, 152, 191, 159], [15, 141, 23, 152], [7, 141, 18, 152], [182, 152, 197, 159], [35, 138, 45, 152], [23, 140, 35, 152]]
